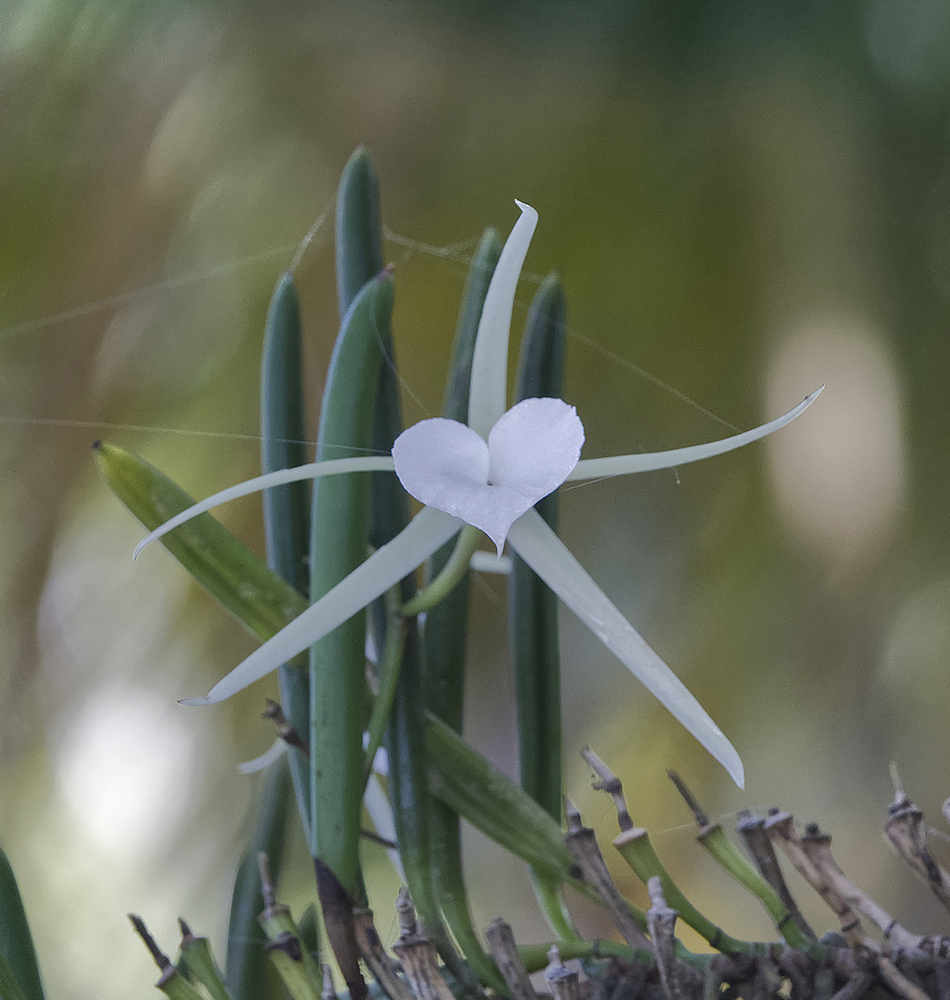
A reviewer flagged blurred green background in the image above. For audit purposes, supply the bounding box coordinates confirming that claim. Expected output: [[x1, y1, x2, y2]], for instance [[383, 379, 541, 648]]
[[3, 1, 950, 997]]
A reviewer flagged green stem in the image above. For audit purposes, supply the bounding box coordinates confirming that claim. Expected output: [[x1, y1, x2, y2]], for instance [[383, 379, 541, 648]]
[[696, 823, 813, 950], [401, 527, 481, 616], [518, 940, 645, 972], [363, 588, 407, 786], [528, 871, 578, 943], [613, 827, 748, 955]]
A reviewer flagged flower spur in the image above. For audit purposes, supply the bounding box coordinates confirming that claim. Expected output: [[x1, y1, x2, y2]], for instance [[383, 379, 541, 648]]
[[135, 201, 822, 787]]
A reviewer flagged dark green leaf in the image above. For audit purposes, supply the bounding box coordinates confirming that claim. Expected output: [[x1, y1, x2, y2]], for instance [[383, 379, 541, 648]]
[[0, 849, 45, 1000]]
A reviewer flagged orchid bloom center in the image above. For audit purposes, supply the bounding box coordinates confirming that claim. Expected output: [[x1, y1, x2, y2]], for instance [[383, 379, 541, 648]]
[[392, 397, 585, 553]]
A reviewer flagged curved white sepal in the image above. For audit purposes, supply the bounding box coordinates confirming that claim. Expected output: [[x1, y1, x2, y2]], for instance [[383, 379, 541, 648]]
[[237, 738, 288, 774], [179, 506, 461, 706], [133, 455, 395, 559], [568, 387, 823, 481], [507, 508, 745, 788], [467, 201, 539, 438]]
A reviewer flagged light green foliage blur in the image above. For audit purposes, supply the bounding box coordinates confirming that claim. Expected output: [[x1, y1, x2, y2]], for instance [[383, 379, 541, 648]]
[[3, 1, 950, 998]]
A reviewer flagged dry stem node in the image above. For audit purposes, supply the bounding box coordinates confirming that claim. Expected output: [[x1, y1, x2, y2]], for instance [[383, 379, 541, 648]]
[[392, 888, 456, 1000], [544, 946, 582, 1000], [885, 785, 950, 916], [764, 810, 873, 952], [322, 964, 339, 1000], [647, 877, 682, 1000], [353, 907, 415, 1000], [485, 917, 538, 1000], [565, 799, 652, 950], [666, 770, 710, 829], [737, 811, 815, 942], [128, 913, 184, 992], [581, 746, 634, 831], [129, 914, 171, 971], [262, 699, 311, 757], [800, 824, 925, 950], [256, 851, 282, 914]]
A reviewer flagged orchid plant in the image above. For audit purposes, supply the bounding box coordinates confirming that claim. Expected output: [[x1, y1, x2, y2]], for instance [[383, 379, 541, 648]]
[[135, 199, 820, 789]]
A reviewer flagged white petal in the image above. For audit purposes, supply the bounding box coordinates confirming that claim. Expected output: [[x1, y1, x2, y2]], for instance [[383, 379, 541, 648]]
[[393, 417, 490, 510], [133, 455, 395, 560], [507, 508, 744, 787], [237, 738, 288, 774], [467, 201, 539, 438], [393, 401, 582, 554], [488, 397, 584, 495], [568, 387, 823, 480], [179, 506, 461, 705]]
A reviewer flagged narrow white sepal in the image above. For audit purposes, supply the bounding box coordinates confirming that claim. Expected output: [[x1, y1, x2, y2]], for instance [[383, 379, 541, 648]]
[[393, 397, 583, 553], [467, 200, 539, 438], [568, 387, 823, 481], [179, 506, 461, 705], [507, 507, 745, 788], [133, 455, 395, 560], [236, 738, 288, 774]]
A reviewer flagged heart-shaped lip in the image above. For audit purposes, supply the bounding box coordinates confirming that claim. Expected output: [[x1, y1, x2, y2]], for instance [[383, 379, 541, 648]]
[[392, 397, 585, 553]]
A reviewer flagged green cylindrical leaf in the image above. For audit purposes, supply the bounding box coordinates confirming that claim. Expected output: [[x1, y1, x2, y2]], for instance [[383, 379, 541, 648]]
[[337, 148, 458, 974], [260, 271, 312, 846], [225, 763, 292, 1000], [335, 148, 384, 316], [261, 272, 310, 598], [338, 154, 484, 991], [0, 849, 44, 1000], [424, 716, 577, 885], [0, 954, 29, 1000], [95, 443, 309, 641], [309, 271, 393, 897], [509, 273, 567, 823], [509, 275, 575, 939]]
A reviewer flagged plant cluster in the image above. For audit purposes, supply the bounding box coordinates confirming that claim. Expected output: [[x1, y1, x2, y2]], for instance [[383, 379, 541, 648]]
[[0, 149, 851, 1000]]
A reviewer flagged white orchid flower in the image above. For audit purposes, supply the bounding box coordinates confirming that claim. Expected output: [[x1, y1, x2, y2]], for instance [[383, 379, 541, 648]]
[[135, 201, 822, 788]]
